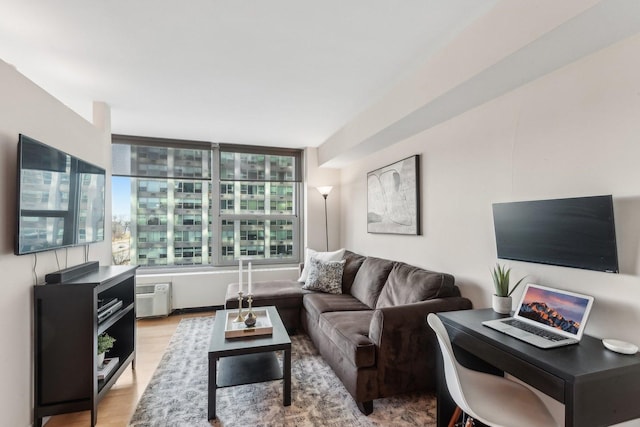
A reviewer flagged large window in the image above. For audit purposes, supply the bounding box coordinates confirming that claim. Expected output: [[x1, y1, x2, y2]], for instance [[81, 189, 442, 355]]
[[217, 146, 300, 264], [111, 136, 302, 268]]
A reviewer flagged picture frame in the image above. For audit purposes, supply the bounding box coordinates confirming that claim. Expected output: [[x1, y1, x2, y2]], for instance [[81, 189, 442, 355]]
[[367, 155, 420, 235]]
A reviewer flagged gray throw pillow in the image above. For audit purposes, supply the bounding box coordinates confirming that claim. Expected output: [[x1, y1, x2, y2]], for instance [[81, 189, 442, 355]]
[[302, 258, 345, 294]]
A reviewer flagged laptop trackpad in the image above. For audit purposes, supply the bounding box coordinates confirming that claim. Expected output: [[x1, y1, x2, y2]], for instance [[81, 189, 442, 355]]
[[506, 326, 529, 337]]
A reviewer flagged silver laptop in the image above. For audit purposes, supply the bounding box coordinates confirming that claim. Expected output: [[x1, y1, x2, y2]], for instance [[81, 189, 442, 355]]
[[483, 284, 594, 349]]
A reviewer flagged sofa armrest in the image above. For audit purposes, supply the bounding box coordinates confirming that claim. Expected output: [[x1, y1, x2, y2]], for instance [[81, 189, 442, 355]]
[[368, 297, 472, 396]]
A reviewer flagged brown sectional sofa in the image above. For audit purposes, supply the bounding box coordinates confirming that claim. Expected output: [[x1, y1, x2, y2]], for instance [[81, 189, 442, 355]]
[[225, 250, 472, 414]]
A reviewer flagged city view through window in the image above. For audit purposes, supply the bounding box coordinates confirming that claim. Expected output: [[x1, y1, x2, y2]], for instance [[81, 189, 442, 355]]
[[111, 141, 301, 267]]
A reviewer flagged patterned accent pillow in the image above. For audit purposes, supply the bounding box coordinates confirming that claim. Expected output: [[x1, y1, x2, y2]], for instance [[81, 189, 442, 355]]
[[302, 257, 345, 294], [298, 247, 346, 282]]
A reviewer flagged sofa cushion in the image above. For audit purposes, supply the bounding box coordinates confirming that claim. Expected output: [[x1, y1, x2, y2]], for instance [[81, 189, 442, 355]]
[[298, 248, 345, 282], [302, 258, 345, 294], [341, 250, 366, 294], [376, 262, 456, 308], [225, 280, 303, 309], [349, 257, 395, 308], [318, 311, 376, 368], [303, 293, 370, 326]]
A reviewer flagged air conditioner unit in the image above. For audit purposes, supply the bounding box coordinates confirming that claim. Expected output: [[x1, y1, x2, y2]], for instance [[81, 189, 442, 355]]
[[136, 283, 172, 318]]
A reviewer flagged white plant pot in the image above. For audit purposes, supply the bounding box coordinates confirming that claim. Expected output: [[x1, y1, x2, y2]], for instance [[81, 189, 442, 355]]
[[97, 352, 105, 368], [492, 295, 512, 314]]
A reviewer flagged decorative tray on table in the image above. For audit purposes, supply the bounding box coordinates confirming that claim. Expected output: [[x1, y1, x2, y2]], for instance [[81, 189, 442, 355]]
[[224, 308, 273, 338]]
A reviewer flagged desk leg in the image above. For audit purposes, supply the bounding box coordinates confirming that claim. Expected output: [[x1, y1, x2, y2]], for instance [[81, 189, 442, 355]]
[[208, 354, 218, 420], [283, 348, 291, 406]]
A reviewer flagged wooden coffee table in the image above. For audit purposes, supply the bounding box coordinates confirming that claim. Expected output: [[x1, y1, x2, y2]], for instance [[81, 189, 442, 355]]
[[208, 305, 292, 420]]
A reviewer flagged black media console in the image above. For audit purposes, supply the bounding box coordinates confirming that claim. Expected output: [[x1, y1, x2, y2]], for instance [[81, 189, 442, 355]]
[[34, 264, 137, 426]]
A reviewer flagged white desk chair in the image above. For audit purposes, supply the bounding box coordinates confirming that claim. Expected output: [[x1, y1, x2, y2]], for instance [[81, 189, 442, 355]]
[[427, 313, 559, 427]]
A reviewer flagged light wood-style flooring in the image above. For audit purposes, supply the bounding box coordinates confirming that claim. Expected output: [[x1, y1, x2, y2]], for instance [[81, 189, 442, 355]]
[[44, 310, 216, 427]]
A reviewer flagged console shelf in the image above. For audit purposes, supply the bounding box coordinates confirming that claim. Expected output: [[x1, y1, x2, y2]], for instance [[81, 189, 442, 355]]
[[98, 302, 134, 335], [34, 265, 137, 427]]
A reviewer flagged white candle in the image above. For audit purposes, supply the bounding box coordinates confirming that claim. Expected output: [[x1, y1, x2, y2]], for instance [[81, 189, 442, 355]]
[[248, 262, 252, 295], [238, 259, 243, 293]]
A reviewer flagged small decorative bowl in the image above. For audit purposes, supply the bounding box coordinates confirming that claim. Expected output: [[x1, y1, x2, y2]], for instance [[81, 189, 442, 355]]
[[244, 316, 257, 327]]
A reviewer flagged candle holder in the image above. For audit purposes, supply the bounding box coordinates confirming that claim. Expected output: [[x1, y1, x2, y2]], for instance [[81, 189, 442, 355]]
[[233, 291, 245, 322], [244, 294, 257, 327]]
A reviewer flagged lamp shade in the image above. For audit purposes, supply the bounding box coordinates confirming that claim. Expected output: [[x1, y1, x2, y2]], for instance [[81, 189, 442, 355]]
[[316, 186, 333, 196]]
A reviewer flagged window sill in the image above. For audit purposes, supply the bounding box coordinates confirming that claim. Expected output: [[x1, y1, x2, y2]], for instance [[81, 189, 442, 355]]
[[136, 264, 300, 276]]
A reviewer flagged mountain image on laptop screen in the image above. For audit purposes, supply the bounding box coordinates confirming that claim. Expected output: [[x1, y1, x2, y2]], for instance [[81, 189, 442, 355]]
[[518, 287, 590, 335]]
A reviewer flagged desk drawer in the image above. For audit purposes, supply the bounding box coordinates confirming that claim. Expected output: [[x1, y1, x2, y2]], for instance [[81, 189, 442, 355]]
[[452, 328, 565, 402]]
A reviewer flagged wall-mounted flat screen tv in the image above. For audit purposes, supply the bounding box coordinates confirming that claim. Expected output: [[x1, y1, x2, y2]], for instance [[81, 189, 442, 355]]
[[15, 134, 105, 255], [492, 195, 618, 273]]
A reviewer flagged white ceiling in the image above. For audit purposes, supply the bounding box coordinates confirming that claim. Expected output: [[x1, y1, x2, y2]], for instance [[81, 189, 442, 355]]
[[0, 0, 496, 148]]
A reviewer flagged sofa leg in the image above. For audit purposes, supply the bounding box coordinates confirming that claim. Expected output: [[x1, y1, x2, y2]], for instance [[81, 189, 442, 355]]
[[357, 400, 373, 415]]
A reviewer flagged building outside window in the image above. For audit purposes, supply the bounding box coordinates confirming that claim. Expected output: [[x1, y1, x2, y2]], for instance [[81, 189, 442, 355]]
[[217, 146, 300, 264], [111, 136, 302, 268]]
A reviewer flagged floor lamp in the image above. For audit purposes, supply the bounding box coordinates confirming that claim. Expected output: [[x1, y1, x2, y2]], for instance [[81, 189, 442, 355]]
[[316, 186, 333, 251]]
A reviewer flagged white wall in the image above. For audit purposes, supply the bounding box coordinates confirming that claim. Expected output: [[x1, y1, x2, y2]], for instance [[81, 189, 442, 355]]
[[337, 26, 640, 427], [303, 147, 341, 252], [0, 60, 111, 427], [319, 0, 606, 167], [340, 18, 640, 346]]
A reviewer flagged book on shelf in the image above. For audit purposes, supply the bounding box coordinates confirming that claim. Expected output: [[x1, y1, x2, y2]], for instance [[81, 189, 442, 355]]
[[97, 297, 119, 313], [97, 299, 123, 323], [97, 357, 119, 380]]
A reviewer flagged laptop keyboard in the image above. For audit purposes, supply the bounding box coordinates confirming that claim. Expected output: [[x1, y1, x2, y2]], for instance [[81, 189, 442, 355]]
[[503, 319, 566, 342]]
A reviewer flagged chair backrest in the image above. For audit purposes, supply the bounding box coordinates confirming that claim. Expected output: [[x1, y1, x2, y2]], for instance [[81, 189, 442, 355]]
[[428, 313, 560, 427], [426, 313, 472, 415]]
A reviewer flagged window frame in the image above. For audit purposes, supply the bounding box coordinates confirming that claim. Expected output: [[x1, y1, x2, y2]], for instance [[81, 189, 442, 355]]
[[213, 144, 302, 267], [112, 135, 303, 269]]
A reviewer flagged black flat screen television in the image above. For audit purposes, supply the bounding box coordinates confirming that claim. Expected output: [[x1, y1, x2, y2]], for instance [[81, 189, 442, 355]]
[[492, 195, 619, 273], [15, 134, 106, 255]]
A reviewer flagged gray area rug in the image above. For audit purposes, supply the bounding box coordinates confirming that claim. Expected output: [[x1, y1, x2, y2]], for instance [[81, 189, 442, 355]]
[[129, 316, 437, 426]]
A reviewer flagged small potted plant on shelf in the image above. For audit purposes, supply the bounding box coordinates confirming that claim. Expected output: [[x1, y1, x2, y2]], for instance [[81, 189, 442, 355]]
[[97, 332, 116, 368], [491, 263, 526, 314]]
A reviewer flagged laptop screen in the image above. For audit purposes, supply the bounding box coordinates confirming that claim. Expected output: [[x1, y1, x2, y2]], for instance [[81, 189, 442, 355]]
[[515, 284, 594, 339]]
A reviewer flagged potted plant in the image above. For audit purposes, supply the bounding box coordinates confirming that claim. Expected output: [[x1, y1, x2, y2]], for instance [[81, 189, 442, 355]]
[[97, 332, 116, 367], [491, 263, 526, 314]]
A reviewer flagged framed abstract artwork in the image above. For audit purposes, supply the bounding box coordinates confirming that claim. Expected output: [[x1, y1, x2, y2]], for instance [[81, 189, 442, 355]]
[[367, 155, 420, 235]]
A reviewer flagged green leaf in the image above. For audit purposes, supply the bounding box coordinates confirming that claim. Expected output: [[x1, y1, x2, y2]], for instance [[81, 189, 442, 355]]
[[491, 263, 526, 297]]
